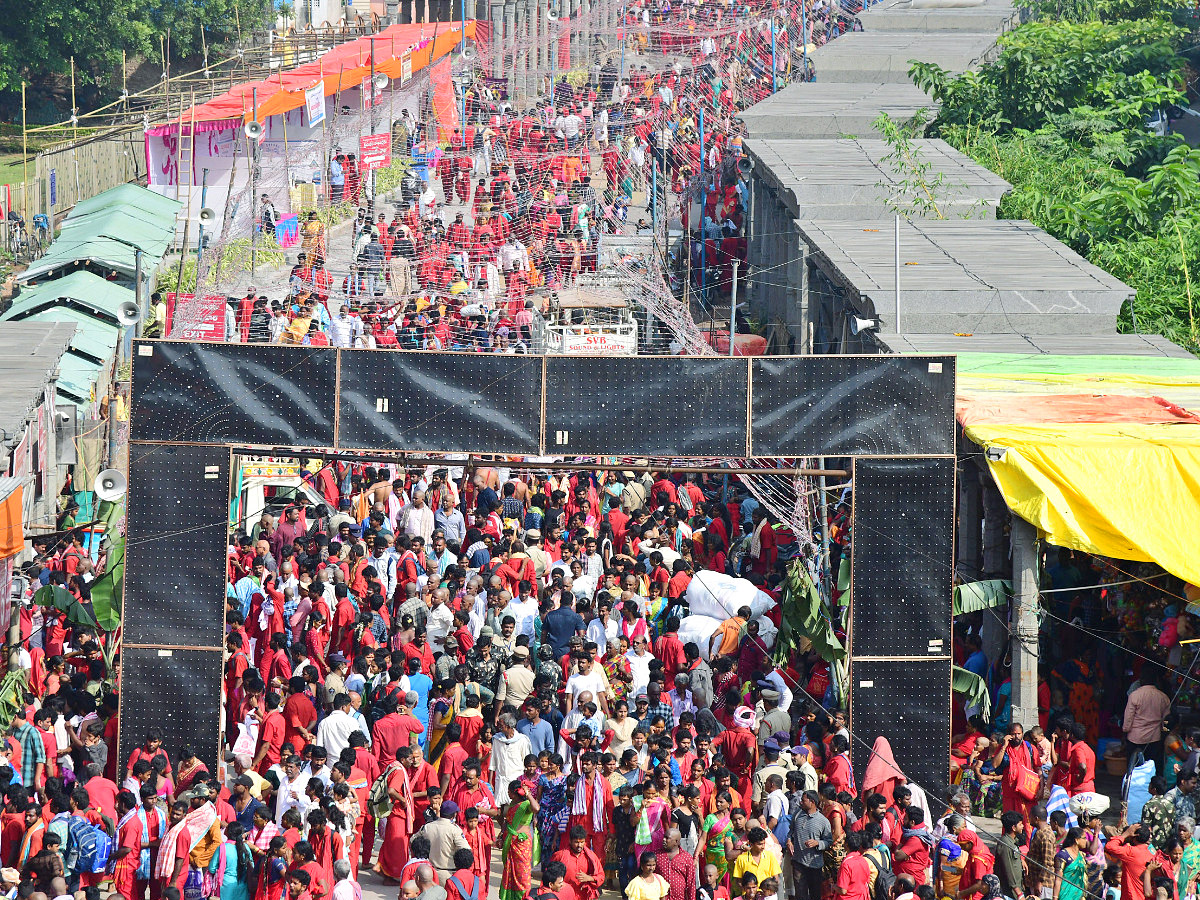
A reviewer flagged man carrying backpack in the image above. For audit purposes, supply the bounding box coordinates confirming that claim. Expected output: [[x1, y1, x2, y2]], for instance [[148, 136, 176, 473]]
[[63, 787, 114, 891], [445, 848, 481, 900]]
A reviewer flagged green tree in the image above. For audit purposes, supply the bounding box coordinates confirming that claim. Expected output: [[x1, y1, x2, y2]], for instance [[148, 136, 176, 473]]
[[0, 0, 153, 92]]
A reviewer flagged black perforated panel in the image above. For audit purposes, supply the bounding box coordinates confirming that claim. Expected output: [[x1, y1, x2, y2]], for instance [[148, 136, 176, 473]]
[[850, 457, 954, 657], [124, 444, 229, 647], [751, 356, 955, 456], [337, 350, 544, 453], [544, 357, 748, 456], [118, 647, 224, 773], [850, 658, 950, 799], [130, 341, 337, 446]]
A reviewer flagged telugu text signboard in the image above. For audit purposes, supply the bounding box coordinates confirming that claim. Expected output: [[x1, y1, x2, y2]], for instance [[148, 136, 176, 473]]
[[359, 133, 392, 172]]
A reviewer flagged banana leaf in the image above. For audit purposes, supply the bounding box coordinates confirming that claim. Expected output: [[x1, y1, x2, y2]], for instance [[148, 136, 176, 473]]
[[33, 584, 98, 628], [776, 560, 846, 664], [88, 500, 125, 633], [953, 665, 991, 720], [89, 533, 123, 633], [953, 580, 1012, 617]]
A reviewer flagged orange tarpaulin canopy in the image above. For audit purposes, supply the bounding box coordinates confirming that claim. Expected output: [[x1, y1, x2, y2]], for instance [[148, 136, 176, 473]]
[[0, 483, 23, 559], [163, 22, 476, 127]]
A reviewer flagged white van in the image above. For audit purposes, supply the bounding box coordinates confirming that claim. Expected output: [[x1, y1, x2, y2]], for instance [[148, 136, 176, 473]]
[[232, 456, 328, 535]]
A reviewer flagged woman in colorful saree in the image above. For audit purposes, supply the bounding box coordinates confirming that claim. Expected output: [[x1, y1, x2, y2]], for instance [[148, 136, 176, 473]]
[[499, 780, 541, 900]]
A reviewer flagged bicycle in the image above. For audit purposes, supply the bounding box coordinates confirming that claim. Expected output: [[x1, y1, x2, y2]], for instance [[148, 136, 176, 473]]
[[5, 217, 29, 260], [31, 214, 50, 258]]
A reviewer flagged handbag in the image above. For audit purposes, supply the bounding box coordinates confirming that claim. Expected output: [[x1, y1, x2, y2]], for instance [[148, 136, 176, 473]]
[[1013, 765, 1041, 801]]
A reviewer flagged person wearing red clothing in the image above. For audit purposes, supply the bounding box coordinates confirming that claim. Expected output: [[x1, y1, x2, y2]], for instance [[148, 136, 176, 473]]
[[446, 849, 485, 900], [462, 810, 492, 900], [447, 760, 499, 849], [892, 806, 932, 885], [836, 832, 874, 900], [438, 723, 470, 793], [823, 735, 857, 798], [253, 692, 287, 774], [553, 826, 605, 900], [650, 477, 678, 506], [371, 694, 425, 769], [1065, 721, 1097, 794], [306, 809, 344, 900], [83, 765, 120, 821], [713, 708, 759, 791], [654, 619, 687, 683], [282, 677, 318, 750], [406, 749, 440, 824], [667, 561, 692, 600], [110, 791, 143, 900], [1105, 824, 1154, 900], [562, 753, 613, 859]]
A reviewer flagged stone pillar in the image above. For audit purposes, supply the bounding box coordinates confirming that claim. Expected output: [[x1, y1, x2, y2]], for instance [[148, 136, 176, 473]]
[[785, 223, 804, 353], [492, 0, 505, 80], [750, 178, 766, 312], [1011, 515, 1041, 730], [504, 0, 517, 99], [981, 477, 1008, 578]]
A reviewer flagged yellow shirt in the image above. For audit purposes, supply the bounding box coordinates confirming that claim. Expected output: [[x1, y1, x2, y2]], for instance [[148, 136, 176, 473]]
[[732, 850, 782, 895], [625, 874, 671, 900]]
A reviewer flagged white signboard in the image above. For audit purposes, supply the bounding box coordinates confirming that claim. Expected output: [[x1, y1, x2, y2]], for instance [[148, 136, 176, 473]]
[[305, 83, 326, 127]]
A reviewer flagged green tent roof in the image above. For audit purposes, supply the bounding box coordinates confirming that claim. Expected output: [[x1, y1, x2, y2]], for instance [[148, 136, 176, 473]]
[[68, 184, 181, 225], [3, 271, 134, 324], [18, 307, 119, 366], [57, 210, 176, 258], [54, 353, 105, 405], [20, 239, 142, 283], [18, 184, 180, 285]]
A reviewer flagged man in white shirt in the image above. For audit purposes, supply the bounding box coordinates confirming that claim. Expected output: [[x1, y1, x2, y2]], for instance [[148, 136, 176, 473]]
[[426, 588, 454, 652], [625, 638, 654, 696], [503, 584, 539, 639], [565, 654, 610, 714], [315, 693, 369, 760], [398, 490, 435, 543]]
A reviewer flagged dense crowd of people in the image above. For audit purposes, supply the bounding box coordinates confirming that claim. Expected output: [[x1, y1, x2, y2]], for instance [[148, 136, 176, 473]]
[[5, 448, 1200, 900], [171, 0, 867, 352]]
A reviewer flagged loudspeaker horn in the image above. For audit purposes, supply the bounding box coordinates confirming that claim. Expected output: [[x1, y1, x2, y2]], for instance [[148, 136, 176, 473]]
[[736, 156, 753, 178], [849, 315, 878, 335], [244, 120, 264, 140], [546, 4, 560, 21], [93, 469, 128, 502], [373, 72, 389, 89], [460, 46, 477, 61], [116, 300, 143, 326], [198, 207, 217, 222]]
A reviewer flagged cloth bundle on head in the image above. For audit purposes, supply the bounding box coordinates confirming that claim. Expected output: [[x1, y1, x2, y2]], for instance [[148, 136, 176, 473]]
[[862, 736, 904, 805], [733, 705, 755, 728]]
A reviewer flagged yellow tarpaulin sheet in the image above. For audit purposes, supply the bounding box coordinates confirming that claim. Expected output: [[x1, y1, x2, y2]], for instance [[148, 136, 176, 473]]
[[960, 349, 1200, 586]]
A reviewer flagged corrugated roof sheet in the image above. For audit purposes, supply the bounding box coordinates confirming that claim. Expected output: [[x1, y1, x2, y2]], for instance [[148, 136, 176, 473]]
[[0, 321, 76, 439]]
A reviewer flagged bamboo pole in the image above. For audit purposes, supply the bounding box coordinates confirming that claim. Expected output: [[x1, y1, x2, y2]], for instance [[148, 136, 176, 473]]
[[20, 82, 28, 221]]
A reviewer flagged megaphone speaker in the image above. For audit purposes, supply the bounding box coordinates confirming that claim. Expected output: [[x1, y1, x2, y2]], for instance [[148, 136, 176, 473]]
[[198, 207, 217, 222], [94, 469, 128, 502], [736, 156, 753, 177], [117, 300, 143, 326], [462, 46, 477, 61], [546, 5, 559, 21], [244, 120, 264, 140], [373, 72, 389, 89], [849, 316, 878, 336]]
